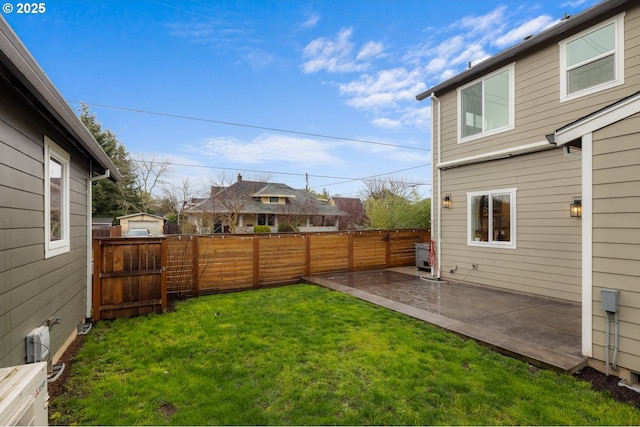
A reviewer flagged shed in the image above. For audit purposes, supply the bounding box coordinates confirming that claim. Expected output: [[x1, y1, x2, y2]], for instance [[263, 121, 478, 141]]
[[118, 212, 165, 236]]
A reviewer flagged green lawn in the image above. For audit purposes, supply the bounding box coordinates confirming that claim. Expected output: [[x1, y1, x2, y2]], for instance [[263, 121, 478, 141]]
[[51, 284, 640, 425]]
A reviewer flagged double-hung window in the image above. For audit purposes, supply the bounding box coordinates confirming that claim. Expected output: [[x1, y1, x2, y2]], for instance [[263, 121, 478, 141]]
[[560, 13, 624, 102], [45, 137, 70, 258], [467, 188, 516, 248], [458, 63, 514, 142]]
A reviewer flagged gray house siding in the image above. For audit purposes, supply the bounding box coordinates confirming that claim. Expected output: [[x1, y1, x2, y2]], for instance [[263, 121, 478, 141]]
[[0, 72, 90, 367], [591, 112, 640, 374]]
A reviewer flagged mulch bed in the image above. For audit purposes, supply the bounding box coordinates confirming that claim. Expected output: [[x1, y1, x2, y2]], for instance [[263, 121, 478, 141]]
[[47, 328, 640, 424], [574, 367, 640, 409]]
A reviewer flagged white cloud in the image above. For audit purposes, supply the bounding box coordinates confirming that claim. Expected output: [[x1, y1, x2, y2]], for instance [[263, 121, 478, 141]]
[[240, 48, 274, 70], [301, 28, 380, 74], [300, 12, 320, 29], [494, 15, 558, 47], [196, 134, 342, 166], [339, 68, 425, 110], [357, 41, 385, 61], [455, 6, 508, 38], [371, 117, 402, 129], [300, 4, 575, 132]]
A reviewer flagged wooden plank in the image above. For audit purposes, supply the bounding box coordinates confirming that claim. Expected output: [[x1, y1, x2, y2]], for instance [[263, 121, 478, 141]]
[[100, 299, 163, 311], [100, 270, 163, 278]]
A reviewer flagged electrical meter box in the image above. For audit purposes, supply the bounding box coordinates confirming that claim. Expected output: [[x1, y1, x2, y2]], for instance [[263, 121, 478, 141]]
[[601, 289, 620, 313]]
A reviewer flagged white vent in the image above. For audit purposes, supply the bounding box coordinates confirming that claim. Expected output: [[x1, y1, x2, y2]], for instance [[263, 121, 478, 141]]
[[26, 327, 50, 363]]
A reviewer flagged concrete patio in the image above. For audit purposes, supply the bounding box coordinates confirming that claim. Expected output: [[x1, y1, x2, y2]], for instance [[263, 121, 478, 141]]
[[303, 267, 586, 373]]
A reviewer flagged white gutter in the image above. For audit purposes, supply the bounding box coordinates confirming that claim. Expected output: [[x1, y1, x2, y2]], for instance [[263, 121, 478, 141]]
[[86, 165, 112, 319], [431, 93, 442, 279], [436, 140, 552, 170]]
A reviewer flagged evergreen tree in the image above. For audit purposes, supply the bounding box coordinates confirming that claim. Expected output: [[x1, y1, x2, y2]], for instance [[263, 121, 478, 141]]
[[80, 104, 141, 217]]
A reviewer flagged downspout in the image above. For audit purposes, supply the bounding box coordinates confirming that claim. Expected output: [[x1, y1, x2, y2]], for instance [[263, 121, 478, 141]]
[[86, 162, 111, 319], [431, 92, 442, 279]]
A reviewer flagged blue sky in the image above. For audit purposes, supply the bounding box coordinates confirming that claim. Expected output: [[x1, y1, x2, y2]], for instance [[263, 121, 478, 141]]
[[3, 0, 599, 199]]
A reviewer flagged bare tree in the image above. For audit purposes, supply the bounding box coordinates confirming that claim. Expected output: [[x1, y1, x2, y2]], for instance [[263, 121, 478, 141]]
[[361, 176, 420, 229], [276, 193, 317, 232], [161, 177, 198, 231], [132, 154, 172, 213]]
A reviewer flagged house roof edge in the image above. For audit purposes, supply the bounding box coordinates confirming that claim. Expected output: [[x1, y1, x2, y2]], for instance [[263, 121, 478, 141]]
[[0, 16, 121, 181]]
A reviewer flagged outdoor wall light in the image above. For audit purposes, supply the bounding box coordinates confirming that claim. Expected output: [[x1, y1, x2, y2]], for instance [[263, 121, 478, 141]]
[[570, 199, 582, 218], [443, 195, 452, 209]]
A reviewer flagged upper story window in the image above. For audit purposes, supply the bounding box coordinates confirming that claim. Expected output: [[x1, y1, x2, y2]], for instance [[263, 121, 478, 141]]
[[458, 63, 515, 143], [269, 196, 280, 204], [467, 188, 516, 249], [560, 13, 625, 102], [45, 137, 70, 258]]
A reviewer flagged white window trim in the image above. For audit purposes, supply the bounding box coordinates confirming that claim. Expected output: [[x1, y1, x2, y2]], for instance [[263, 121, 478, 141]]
[[559, 13, 625, 103], [467, 187, 517, 249], [457, 63, 515, 144], [45, 136, 71, 258]]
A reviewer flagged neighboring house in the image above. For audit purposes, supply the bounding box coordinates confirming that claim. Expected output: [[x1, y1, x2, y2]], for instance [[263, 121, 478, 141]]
[[185, 174, 346, 233], [118, 212, 165, 236], [416, 0, 640, 380], [0, 17, 121, 368]]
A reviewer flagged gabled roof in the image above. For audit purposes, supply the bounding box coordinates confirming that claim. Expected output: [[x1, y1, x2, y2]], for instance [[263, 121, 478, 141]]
[[117, 212, 165, 220], [416, 0, 631, 101], [253, 183, 299, 198], [0, 16, 120, 181]]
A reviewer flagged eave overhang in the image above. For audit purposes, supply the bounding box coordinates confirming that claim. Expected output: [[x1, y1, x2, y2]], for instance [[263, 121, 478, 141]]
[[547, 90, 640, 146], [0, 16, 121, 181]]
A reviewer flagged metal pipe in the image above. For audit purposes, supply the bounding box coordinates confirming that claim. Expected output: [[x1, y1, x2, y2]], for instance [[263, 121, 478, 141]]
[[605, 312, 610, 376], [613, 311, 619, 370]]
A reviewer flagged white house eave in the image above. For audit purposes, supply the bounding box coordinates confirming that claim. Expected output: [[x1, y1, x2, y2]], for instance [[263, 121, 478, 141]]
[[436, 140, 552, 169], [552, 92, 640, 146]]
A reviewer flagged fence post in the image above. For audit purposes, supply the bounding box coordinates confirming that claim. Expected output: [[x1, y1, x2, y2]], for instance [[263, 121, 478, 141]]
[[305, 233, 311, 276], [192, 236, 200, 297], [348, 232, 354, 272], [385, 231, 391, 267], [161, 238, 168, 312], [253, 237, 260, 288]]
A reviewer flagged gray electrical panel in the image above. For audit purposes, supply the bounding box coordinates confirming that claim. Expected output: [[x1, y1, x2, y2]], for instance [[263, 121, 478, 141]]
[[601, 289, 620, 313]]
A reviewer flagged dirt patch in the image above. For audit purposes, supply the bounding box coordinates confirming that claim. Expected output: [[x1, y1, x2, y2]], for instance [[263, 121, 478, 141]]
[[47, 333, 85, 400]]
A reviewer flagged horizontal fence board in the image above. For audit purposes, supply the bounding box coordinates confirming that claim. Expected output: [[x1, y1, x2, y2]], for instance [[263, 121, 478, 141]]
[[95, 230, 430, 319]]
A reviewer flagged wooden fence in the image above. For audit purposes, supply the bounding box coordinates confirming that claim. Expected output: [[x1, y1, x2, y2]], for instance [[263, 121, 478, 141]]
[[92, 237, 167, 321], [93, 229, 430, 320]]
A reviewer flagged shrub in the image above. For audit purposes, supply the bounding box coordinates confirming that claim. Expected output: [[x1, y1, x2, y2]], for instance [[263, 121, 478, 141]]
[[277, 223, 297, 232], [253, 225, 271, 233]]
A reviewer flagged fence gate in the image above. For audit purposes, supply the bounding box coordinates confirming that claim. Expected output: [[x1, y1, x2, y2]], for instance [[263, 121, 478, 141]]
[[92, 237, 167, 321]]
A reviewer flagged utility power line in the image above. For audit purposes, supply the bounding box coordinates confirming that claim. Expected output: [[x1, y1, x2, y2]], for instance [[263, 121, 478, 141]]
[[75, 102, 429, 152], [129, 158, 431, 187]]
